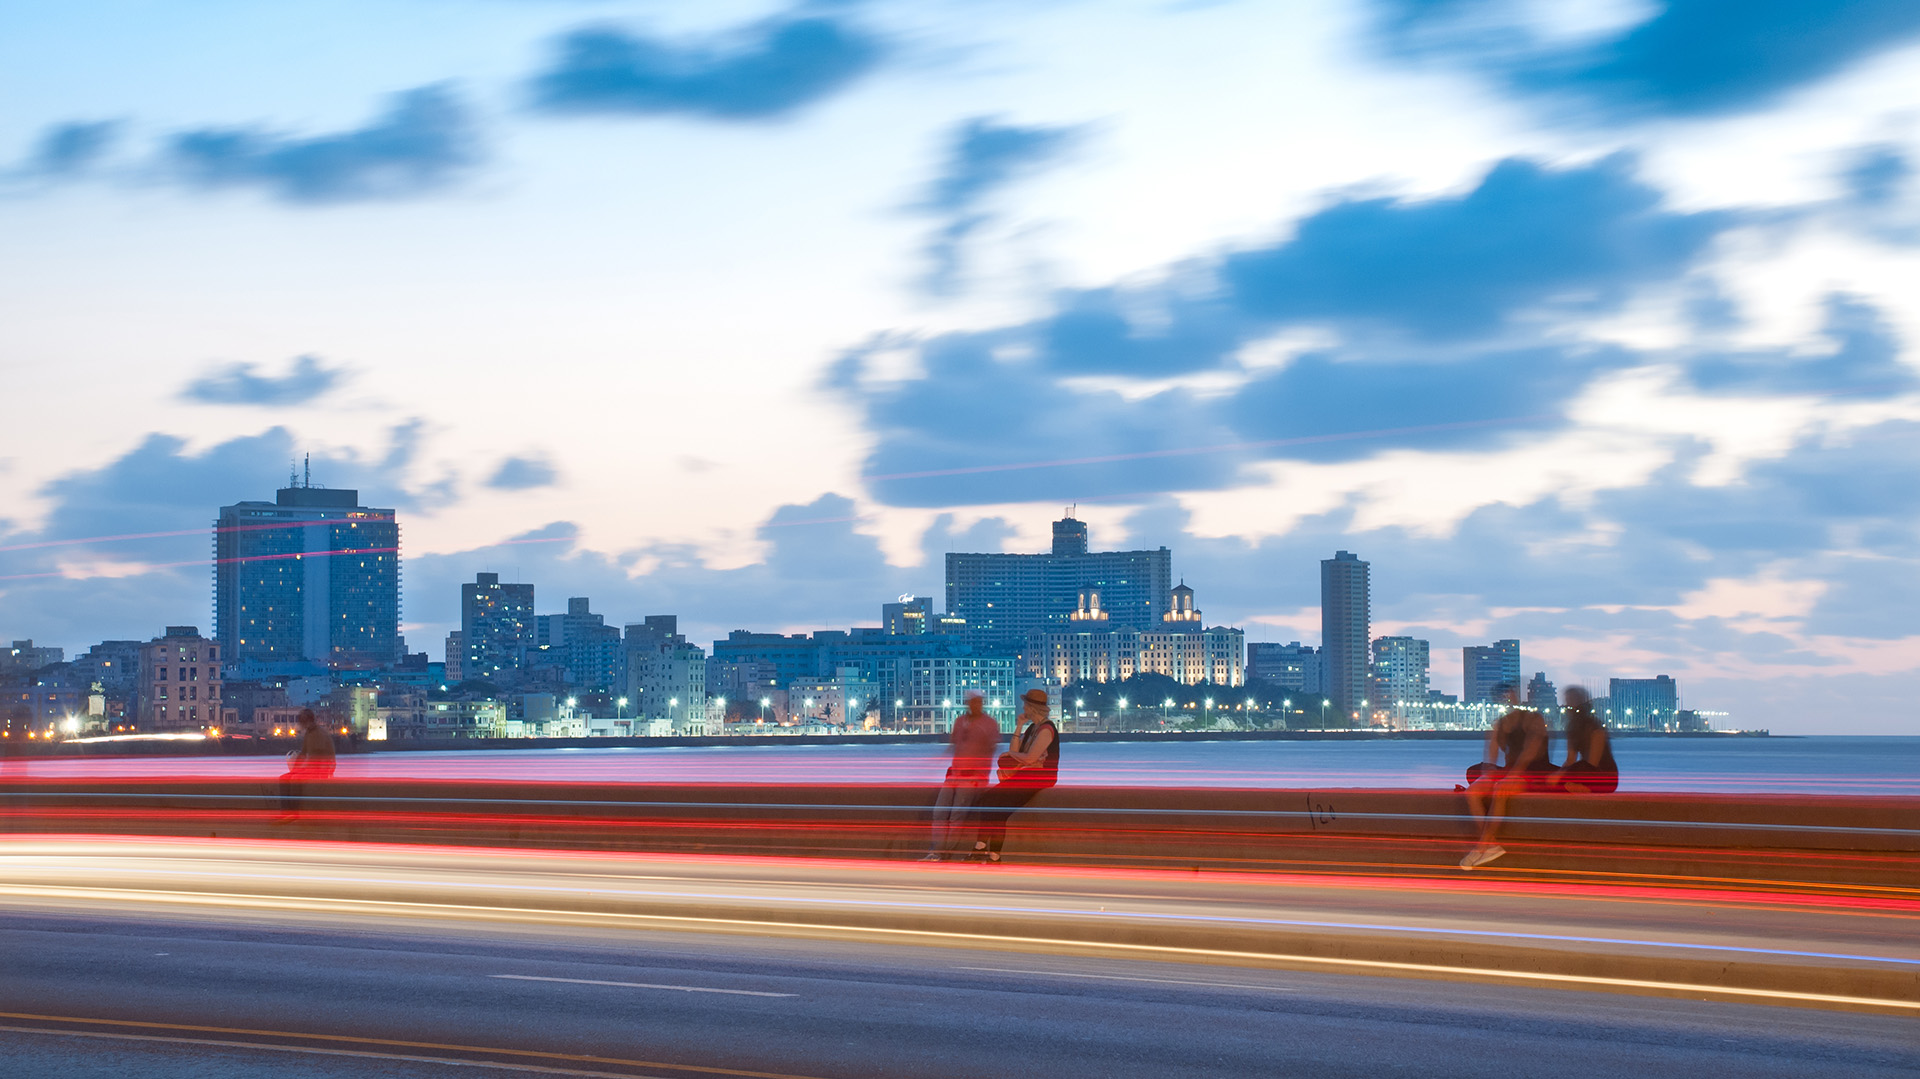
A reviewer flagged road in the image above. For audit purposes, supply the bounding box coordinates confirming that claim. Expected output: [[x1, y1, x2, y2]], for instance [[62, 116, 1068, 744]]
[[2, 906, 1915, 1079], [2, 836, 1916, 1077]]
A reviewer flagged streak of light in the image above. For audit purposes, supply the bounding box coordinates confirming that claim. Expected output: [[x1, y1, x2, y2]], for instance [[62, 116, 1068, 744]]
[[954, 966, 1301, 991], [490, 974, 795, 997], [2, 885, 1913, 1012], [0, 1013, 828, 1079], [0, 535, 570, 582]]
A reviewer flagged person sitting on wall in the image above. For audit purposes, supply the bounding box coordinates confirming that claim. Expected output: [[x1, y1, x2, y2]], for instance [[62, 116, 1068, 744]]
[[1554, 686, 1618, 794], [968, 689, 1060, 864], [275, 708, 337, 823], [1460, 683, 1549, 869]]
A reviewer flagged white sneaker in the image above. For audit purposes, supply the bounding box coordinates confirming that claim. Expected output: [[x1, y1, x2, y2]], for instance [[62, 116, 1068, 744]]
[[1460, 844, 1507, 869]]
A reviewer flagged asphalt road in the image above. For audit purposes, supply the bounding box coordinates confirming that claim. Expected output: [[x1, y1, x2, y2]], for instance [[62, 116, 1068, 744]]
[[2, 907, 1915, 1079]]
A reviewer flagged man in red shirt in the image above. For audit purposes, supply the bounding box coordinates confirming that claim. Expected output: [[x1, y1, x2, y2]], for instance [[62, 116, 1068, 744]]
[[922, 690, 1002, 860]]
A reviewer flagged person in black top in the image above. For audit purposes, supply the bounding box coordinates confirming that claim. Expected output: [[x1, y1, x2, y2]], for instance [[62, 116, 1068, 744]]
[[1554, 686, 1618, 794], [968, 688, 1060, 863]]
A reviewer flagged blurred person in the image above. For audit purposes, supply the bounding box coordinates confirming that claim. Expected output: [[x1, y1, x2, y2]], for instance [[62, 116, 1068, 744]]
[[1460, 683, 1549, 869], [275, 708, 336, 823], [1554, 686, 1618, 794], [922, 690, 1002, 860], [968, 688, 1060, 863]]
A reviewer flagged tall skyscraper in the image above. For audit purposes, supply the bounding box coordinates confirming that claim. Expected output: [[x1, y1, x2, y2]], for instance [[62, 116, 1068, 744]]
[[1320, 551, 1370, 722], [945, 514, 1173, 652], [1462, 639, 1522, 704], [216, 483, 401, 670], [461, 572, 534, 684]]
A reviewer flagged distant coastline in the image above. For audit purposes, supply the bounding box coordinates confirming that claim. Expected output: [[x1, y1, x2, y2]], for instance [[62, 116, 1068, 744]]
[[14, 727, 1774, 757]]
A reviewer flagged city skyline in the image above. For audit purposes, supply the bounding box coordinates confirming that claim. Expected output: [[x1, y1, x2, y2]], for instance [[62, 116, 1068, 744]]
[[4, 4, 1919, 734]]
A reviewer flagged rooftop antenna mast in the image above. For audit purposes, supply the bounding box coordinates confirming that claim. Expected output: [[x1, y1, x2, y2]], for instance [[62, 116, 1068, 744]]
[[288, 460, 298, 487], [303, 453, 311, 489]]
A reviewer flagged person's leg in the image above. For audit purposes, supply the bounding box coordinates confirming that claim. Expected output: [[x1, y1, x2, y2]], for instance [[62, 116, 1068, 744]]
[[927, 784, 960, 856], [944, 784, 983, 853], [975, 786, 1041, 857], [277, 774, 302, 816]]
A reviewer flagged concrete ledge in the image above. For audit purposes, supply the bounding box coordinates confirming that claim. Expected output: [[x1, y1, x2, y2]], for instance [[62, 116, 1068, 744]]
[[2, 780, 1915, 888]]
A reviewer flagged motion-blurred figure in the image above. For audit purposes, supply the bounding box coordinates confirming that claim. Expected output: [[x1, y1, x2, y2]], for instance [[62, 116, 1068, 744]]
[[275, 708, 336, 823], [968, 688, 1060, 863], [1461, 682, 1549, 869], [1555, 686, 1618, 794], [923, 690, 1002, 860]]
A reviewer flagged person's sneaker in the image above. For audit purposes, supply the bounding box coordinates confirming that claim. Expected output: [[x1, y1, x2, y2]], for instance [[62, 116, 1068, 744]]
[[986, 851, 1001, 863], [918, 854, 943, 862], [1460, 844, 1507, 869]]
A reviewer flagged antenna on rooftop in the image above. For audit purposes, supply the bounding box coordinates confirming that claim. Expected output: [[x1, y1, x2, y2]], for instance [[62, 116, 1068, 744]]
[[288, 461, 298, 487], [303, 453, 311, 488]]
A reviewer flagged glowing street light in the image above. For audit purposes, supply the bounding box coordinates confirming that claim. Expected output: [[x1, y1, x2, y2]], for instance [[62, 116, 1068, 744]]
[[617, 697, 628, 719]]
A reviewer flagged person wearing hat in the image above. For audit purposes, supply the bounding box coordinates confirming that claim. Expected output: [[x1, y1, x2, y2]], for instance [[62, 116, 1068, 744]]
[[968, 688, 1061, 863], [922, 689, 1002, 860]]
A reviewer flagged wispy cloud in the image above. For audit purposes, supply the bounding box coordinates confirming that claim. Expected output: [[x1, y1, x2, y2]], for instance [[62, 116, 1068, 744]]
[[12, 120, 121, 177], [163, 84, 479, 203], [180, 355, 347, 406], [529, 11, 882, 121], [486, 454, 559, 491], [1376, 0, 1920, 120], [918, 116, 1084, 295]]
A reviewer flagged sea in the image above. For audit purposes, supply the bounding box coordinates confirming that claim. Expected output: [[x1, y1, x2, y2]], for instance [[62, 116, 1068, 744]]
[[12, 736, 1918, 797]]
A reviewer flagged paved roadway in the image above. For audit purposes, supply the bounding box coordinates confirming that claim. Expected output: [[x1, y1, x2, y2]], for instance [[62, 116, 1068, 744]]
[[2, 907, 1916, 1079]]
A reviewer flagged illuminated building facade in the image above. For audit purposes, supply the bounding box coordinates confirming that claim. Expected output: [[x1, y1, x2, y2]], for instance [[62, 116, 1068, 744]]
[[1320, 551, 1370, 721], [215, 484, 401, 670], [945, 515, 1173, 653]]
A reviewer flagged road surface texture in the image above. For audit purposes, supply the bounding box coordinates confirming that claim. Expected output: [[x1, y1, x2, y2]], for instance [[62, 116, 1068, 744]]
[[1, 837, 1914, 1078]]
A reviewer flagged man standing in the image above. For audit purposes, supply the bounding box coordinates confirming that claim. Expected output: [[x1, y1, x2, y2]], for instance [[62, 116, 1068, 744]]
[[276, 708, 337, 823], [969, 688, 1061, 863], [923, 690, 1001, 860]]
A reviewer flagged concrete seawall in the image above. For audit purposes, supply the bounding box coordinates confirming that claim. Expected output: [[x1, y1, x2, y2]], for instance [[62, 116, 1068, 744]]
[[4, 779, 1914, 888]]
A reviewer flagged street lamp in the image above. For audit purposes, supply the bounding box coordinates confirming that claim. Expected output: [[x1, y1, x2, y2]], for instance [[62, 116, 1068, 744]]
[[759, 697, 770, 723], [1321, 698, 1330, 726], [669, 697, 678, 728], [617, 697, 628, 719]]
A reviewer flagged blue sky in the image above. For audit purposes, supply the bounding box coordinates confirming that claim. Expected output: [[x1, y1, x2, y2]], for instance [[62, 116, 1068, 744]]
[[3, 1, 1919, 733]]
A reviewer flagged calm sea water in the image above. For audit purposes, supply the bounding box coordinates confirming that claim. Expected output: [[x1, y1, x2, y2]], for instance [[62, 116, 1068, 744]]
[[14, 736, 1917, 796]]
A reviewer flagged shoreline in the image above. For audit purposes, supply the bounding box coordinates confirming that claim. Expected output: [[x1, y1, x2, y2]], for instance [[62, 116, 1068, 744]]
[[13, 727, 1776, 758]]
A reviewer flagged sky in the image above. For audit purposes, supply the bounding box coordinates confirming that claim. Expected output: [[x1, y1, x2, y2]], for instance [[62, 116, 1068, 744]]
[[3, 0, 1919, 734]]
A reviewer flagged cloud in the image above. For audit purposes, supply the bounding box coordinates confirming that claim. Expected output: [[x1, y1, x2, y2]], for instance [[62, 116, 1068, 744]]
[[919, 117, 1083, 294], [1686, 294, 1917, 398], [835, 155, 1729, 506], [1223, 155, 1728, 341], [164, 84, 479, 203], [486, 454, 560, 491], [13, 120, 120, 176], [1376, 0, 1920, 120], [529, 12, 881, 121], [179, 354, 347, 406]]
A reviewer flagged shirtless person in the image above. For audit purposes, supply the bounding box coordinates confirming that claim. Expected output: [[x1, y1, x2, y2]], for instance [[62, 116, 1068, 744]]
[[1461, 683, 1549, 869], [923, 691, 1002, 860]]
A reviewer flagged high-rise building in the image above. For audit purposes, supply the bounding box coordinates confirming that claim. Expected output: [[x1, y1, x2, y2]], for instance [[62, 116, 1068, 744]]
[[215, 484, 401, 670], [1320, 551, 1370, 722], [945, 514, 1173, 653], [1462, 640, 1521, 704], [624, 617, 705, 730], [1246, 642, 1322, 693], [1609, 675, 1678, 730], [136, 626, 224, 732], [461, 572, 534, 684], [536, 597, 625, 693], [1370, 636, 1430, 712]]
